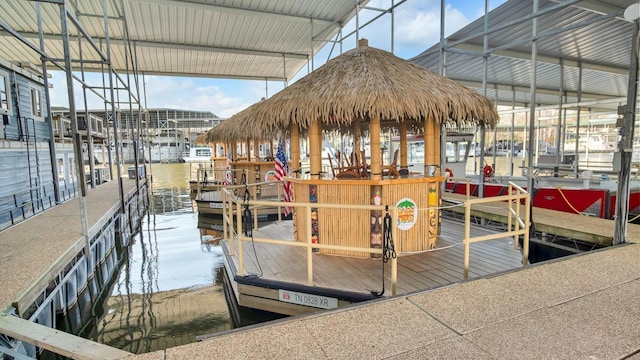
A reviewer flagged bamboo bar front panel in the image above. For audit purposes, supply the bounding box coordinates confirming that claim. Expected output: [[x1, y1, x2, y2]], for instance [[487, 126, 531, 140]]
[[290, 177, 444, 258]]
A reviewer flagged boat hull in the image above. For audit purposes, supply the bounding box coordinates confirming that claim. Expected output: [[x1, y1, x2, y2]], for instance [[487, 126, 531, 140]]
[[445, 180, 640, 219]]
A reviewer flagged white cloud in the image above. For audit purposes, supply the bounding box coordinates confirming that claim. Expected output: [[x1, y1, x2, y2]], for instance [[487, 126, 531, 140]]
[[333, 1, 473, 59]]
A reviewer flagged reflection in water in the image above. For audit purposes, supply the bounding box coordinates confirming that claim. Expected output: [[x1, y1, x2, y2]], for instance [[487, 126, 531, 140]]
[[94, 163, 279, 354]]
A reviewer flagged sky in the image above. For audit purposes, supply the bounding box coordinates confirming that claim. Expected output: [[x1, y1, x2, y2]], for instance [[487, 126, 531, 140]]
[[48, 0, 506, 119]]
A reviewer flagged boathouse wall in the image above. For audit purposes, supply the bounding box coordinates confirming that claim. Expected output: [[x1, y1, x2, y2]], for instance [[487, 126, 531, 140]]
[[0, 60, 60, 232], [1, 61, 49, 142], [0, 146, 56, 226]]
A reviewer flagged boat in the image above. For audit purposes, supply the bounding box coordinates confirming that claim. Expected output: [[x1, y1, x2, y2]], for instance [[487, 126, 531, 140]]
[[390, 132, 640, 220], [390, 131, 475, 179], [183, 145, 214, 163], [194, 184, 287, 221], [144, 129, 187, 163]]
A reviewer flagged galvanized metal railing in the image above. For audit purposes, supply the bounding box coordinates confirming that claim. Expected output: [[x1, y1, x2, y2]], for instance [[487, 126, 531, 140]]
[[458, 180, 530, 279]]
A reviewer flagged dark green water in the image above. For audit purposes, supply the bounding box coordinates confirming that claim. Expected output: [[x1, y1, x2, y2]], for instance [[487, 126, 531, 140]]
[[93, 163, 282, 354]]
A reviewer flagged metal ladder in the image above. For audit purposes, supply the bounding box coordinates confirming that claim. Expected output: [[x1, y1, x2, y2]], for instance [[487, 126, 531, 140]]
[[20, 117, 44, 210]]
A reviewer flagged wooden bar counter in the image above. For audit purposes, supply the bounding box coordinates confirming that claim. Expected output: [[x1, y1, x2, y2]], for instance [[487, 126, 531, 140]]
[[290, 176, 444, 258]]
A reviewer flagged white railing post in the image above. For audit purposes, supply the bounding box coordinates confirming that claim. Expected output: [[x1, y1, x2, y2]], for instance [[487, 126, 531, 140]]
[[508, 183, 512, 238], [391, 206, 398, 296], [464, 200, 471, 279], [305, 205, 313, 286], [523, 193, 531, 266], [466, 178, 471, 201], [253, 186, 258, 230], [277, 183, 282, 222], [237, 197, 244, 275]]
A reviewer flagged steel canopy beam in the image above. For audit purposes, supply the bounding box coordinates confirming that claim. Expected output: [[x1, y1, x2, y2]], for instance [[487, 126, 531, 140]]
[[0, 31, 310, 60], [132, 0, 335, 25]]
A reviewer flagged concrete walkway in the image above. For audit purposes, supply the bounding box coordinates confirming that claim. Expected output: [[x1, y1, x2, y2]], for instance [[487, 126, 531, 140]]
[[0, 177, 141, 313], [134, 240, 640, 360]]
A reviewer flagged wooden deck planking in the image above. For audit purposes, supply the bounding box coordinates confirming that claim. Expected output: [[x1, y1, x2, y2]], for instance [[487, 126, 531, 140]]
[[224, 218, 526, 298]]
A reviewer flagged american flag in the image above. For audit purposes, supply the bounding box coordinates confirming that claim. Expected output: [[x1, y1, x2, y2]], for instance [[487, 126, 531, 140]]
[[275, 138, 293, 216]]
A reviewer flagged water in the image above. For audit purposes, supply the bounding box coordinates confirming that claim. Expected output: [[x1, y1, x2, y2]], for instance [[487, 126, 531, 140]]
[[93, 163, 279, 354]]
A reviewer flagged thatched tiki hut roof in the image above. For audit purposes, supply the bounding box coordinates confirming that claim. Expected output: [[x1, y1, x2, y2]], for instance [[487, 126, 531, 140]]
[[252, 38, 498, 179], [201, 99, 283, 161], [194, 132, 207, 145]]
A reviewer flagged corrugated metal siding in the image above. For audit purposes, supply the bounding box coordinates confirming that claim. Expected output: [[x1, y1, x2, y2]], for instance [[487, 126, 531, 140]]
[[0, 145, 55, 229], [411, 0, 636, 109], [2, 66, 51, 142], [0, 0, 366, 80]]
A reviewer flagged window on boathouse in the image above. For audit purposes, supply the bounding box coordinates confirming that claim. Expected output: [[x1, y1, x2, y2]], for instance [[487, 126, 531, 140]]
[[30, 86, 43, 120], [0, 70, 11, 116]]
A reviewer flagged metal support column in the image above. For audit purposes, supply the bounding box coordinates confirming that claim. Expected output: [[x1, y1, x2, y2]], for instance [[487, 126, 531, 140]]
[[35, 2, 61, 204], [59, 0, 90, 243], [526, 0, 538, 194], [614, 19, 639, 244]]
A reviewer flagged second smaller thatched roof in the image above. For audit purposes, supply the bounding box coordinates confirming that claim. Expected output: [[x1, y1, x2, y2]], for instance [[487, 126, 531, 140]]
[[202, 99, 282, 144]]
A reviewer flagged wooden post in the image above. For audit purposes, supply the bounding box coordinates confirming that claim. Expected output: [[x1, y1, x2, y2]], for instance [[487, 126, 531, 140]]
[[291, 124, 300, 178], [353, 118, 361, 158], [424, 120, 434, 175], [309, 120, 322, 179], [306, 205, 314, 285], [434, 122, 441, 175], [245, 141, 250, 160], [399, 121, 408, 171], [253, 140, 258, 160], [271, 140, 276, 159], [370, 113, 381, 180]]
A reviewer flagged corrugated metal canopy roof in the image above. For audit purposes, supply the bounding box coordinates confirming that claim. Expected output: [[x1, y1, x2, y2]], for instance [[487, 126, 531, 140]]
[[0, 0, 367, 81], [411, 0, 638, 113]]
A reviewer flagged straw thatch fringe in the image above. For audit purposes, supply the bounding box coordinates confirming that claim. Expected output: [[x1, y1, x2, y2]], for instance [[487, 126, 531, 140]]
[[252, 40, 498, 132], [202, 99, 284, 143], [202, 39, 498, 142]]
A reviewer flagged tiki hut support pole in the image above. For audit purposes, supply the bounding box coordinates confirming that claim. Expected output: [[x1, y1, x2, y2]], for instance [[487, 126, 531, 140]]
[[309, 119, 322, 179], [353, 118, 362, 159], [253, 140, 258, 160], [424, 119, 435, 175], [399, 121, 408, 172], [245, 141, 250, 160], [370, 113, 382, 180], [291, 124, 300, 178], [434, 122, 441, 176]]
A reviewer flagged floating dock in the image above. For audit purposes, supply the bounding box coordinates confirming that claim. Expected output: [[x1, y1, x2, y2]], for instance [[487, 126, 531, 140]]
[[220, 219, 525, 316]]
